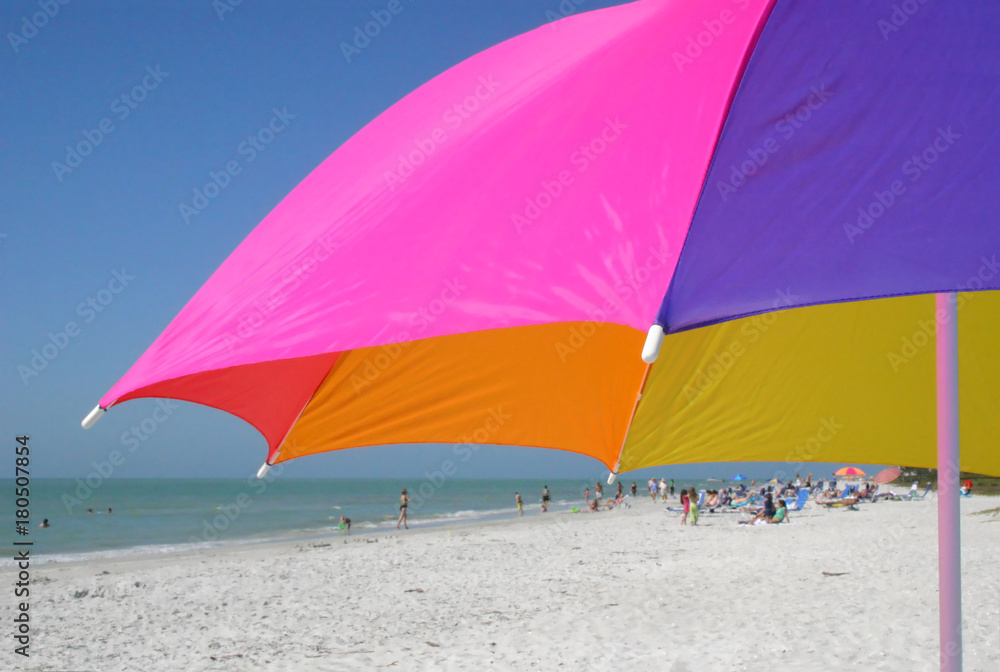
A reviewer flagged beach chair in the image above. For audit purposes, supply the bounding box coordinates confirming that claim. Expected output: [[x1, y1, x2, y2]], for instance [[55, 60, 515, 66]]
[[722, 493, 757, 513], [872, 488, 903, 501], [819, 497, 860, 509], [867, 485, 885, 502], [784, 488, 810, 511], [900, 482, 929, 500], [816, 489, 860, 509]]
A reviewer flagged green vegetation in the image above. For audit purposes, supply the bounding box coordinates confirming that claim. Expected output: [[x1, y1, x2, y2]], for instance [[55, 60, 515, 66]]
[[890, 469, 1000, 496]]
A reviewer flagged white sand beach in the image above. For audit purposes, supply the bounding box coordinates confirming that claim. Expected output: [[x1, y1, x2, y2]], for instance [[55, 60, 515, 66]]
[[5, 495, 999, 671]]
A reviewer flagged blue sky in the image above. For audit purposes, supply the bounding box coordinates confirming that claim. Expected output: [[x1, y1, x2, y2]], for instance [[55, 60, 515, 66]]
[[0, 0, 881, 481]]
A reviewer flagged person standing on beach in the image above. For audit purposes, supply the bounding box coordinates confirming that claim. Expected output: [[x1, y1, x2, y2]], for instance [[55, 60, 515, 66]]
[[669, 479, 675, 498], [658, 478, 667, 500], [594, 482, 603, 504], [515, 492, 524, 516], [616, 482, 623, 499], [585, 486, 590, 503], [630, 482, 637, 498], [680, 489, 690, 525], [688, 488, 699, 525], [397, 489, 410, 529], [648, 479, 657, 501], [541, 485, 550, 512]]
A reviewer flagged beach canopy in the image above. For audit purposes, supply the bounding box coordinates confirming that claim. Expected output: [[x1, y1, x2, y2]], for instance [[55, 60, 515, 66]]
[[730, 475, 747, 482], [85, 0, 1000, 481], [834, 467, 866, 477], [82, 2, 999, 667]]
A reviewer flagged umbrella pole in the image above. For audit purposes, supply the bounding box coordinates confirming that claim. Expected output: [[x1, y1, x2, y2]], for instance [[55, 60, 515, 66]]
[[936, 292, 961, 671]]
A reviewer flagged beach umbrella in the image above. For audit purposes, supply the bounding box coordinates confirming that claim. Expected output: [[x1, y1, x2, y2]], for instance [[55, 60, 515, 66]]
[[731, 475, 747, 482], [81, 1, 1000, 667], [834, 467, 866, 478], [874, 467, 902, 484]]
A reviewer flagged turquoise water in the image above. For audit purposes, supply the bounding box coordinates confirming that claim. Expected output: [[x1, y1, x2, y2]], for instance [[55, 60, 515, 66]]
[[0, 477, 720, 563]]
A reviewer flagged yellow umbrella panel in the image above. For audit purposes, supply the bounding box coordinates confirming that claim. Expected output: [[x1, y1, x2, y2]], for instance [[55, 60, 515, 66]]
[[621, 292, 1000, 476]]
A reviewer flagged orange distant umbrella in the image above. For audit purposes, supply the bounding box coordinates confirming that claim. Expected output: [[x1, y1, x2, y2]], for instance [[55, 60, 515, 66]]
[[834, 467, 866, 477]]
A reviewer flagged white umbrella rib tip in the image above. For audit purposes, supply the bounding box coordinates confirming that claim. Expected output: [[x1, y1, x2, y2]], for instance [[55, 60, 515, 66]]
[[641, 324, 665, 364], [81, 405, 105, 429]]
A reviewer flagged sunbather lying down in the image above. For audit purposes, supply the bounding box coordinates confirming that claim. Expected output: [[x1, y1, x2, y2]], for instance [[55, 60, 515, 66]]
[[816, 496, 860, 508], [703, 491, 731, 512]]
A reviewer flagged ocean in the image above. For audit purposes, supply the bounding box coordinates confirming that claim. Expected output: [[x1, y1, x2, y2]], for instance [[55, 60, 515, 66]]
[[1, 477, 723, 564]]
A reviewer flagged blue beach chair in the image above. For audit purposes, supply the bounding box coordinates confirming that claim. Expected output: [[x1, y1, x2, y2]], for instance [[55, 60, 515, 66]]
[[784, 488, 810, 511]]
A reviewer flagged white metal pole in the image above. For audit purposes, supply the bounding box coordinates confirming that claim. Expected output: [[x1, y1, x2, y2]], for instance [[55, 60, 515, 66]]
[[936, 292, 961, 671]]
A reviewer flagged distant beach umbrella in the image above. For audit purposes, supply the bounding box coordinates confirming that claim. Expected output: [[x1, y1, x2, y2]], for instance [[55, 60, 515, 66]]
[[875, 467, 902, 484], [731, 475, 747, 481], [834, 467, 866, 477]]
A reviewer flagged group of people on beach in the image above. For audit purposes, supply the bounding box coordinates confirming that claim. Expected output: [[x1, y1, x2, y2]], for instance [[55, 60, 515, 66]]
[[365, 472, 963, 537], [647, 478, 676, 501], [375, 471, 930, 536], [386, 474, 852, 532], [582, 480, 636, 511], [647, 479, 797, 526], [386, 479, 699, 531], [332, 487, 406, 533], [738, 492, 789, 525], [672, 486, 791, 526]]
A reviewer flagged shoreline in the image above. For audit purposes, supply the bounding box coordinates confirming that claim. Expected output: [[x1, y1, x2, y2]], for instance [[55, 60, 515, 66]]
[[5, 497, 590, 569], [15, 497, 596, 573]]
